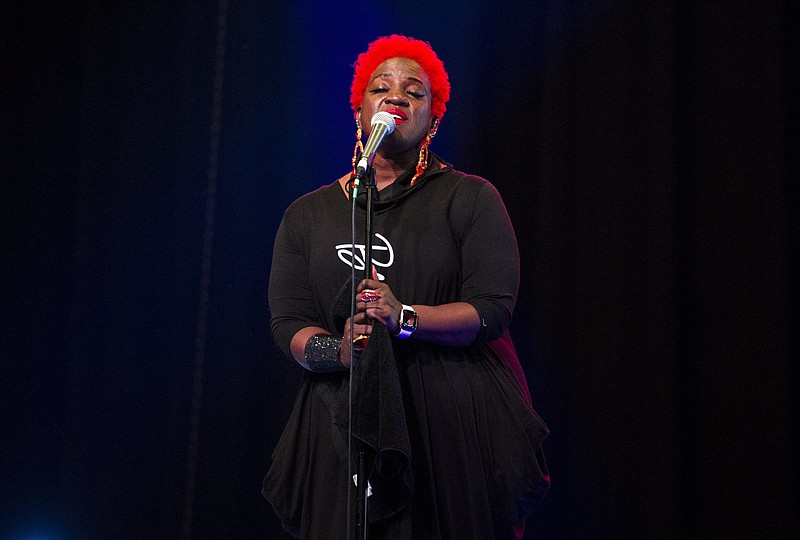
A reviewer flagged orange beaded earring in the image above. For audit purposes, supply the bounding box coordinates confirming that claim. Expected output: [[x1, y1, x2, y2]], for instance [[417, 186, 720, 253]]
[[411, 118, 439, 186], [351, 123, 364, 177]]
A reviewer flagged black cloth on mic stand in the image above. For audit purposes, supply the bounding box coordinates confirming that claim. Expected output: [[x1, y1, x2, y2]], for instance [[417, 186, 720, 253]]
[[329, 277, 413, 523]]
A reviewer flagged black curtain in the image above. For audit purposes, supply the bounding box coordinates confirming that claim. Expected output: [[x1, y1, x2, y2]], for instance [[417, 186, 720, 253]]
[[487, 2, 797, 538], [2, 2, 796, 539]]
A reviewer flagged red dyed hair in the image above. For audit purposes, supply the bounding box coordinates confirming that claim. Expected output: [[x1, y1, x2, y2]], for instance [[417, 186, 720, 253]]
[[350, 35, 451, 120]]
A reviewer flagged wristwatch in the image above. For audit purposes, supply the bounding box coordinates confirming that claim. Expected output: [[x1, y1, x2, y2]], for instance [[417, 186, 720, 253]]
[[393, 304, 417, 339]]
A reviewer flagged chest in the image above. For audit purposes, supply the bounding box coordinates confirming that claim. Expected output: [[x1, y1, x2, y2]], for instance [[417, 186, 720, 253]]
[[306, 196, 463, 302]]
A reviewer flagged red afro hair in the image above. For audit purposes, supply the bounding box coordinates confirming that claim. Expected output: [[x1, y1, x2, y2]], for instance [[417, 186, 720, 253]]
[[350, 34, 450, 120]]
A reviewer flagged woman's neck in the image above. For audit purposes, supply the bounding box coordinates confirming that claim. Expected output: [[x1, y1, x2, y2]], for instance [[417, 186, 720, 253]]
[[371, 149, 418, 190]]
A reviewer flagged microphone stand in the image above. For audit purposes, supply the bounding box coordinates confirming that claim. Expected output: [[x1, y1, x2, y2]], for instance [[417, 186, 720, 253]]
[[350, 165, 376, 540], [362, 165, 376, 286]]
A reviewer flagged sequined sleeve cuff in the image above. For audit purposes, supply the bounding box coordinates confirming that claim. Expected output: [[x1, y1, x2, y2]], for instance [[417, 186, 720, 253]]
[[304, 334, 346, 372]]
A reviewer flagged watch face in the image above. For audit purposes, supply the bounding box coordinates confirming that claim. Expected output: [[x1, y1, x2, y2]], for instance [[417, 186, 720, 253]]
[[401, 307, 417, 330], [395, 305, 417, 338]]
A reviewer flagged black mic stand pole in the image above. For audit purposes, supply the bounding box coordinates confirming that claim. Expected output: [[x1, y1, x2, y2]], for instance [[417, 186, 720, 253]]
[[353, 165, 376, 540], [362, 165, 376, 286]]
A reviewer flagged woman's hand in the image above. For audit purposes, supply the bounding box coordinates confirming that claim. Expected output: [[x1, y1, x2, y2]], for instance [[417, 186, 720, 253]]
[[339, 311, 373, 367], [356, 274, 403, 334], [352, 266, 482, 346]]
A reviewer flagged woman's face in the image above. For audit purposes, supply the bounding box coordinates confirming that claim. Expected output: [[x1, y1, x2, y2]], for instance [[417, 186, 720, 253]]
[[358, 57, 434, 156]]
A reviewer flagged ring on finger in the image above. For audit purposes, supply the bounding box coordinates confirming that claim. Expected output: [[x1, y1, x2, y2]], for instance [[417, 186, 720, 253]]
[[352, 334, 369, 351], [360, 289, 380, 303]]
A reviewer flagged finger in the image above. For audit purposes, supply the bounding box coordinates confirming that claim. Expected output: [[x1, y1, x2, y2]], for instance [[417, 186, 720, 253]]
[[364, 306, 388, 325], [353, 323, 372, 334], [360, 279, 381, 292], [353, 312, 370, 325]]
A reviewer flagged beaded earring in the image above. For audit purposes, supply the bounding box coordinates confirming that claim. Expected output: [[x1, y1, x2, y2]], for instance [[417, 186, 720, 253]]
[[411, 118, 439, 186], [351, 124, 364, 177]]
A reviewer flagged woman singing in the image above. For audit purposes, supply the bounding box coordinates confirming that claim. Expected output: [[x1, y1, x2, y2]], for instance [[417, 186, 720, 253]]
[[264, 34, 549, 539]]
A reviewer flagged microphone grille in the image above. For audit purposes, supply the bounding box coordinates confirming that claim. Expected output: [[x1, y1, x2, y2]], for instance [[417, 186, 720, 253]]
[[371, 111, 396, 134]]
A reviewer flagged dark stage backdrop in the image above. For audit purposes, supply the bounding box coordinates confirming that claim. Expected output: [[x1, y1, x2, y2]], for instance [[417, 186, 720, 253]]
[[2, 1, 796, 539]]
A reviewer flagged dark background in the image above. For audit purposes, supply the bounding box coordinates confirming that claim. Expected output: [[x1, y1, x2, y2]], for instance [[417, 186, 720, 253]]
[[2, 1, 796, 539]]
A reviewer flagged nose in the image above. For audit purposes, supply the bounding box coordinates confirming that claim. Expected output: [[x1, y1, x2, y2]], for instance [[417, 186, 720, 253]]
[[383, 90, 408, 106]]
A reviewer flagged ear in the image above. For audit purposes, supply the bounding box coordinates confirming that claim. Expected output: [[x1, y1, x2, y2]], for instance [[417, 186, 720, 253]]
[[429, 116, 439, 136], [355, 108, 362, 128]]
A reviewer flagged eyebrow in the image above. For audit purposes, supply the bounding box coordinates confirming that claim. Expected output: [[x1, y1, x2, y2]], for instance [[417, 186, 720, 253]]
[[369, 72, 426, 86]]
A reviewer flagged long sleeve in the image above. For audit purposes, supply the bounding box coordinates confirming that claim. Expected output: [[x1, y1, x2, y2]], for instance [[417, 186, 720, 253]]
[[268, 208, 319, 360], [453, 178, 520, 344]]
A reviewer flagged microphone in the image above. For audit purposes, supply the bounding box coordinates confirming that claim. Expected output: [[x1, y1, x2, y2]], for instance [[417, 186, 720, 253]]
[[352, 111, 396, 195]]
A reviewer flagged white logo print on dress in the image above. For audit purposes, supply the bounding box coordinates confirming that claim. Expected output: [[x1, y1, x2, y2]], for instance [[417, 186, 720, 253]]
[[336, 232, 394, 281]]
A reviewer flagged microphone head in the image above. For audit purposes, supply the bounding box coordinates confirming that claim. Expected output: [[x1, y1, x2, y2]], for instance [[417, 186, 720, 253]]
[[370, 111, 396, 134]]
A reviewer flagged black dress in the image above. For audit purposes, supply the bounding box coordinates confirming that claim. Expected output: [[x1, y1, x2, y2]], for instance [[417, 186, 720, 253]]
[[264, 156, 549, 539]]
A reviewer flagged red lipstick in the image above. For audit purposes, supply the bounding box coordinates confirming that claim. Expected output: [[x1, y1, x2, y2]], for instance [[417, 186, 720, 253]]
[[385, 107, 407, 124]]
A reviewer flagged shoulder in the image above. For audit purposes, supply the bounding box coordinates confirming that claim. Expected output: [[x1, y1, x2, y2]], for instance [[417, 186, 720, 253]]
[[433, 166, 507, 210], [417, 166, 510, 239], [422, 154, 503, 200], [283, 179, 343, 219]]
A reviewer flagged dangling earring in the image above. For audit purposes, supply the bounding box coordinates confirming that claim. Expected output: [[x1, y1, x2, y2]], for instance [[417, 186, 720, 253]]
[[411, 119, 438, 186], [411, 134, 431, 186], [351, 124, 364, 177]]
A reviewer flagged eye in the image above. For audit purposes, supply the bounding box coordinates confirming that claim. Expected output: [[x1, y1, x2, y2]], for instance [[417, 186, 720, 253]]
[[407, 90, 425, 98], [369, 87, 388, 94]]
